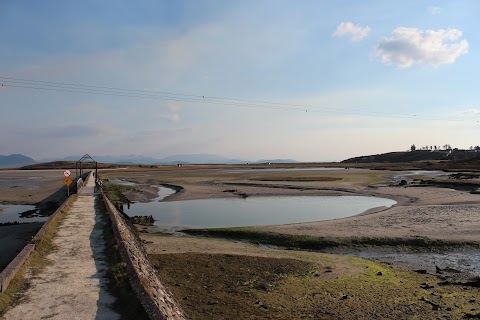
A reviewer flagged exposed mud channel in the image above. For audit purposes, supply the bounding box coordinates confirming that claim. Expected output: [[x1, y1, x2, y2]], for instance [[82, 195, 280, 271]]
[[327, 247, 480, 283]]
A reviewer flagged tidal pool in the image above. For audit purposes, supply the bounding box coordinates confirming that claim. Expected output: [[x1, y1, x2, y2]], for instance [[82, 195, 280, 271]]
[[0, 204, 47, 223], [123, 185, 396, 229]]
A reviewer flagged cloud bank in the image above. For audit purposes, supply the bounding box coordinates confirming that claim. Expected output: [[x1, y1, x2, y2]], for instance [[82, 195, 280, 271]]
[[333, 22, 371, 42], [375, 28, 469, 68]]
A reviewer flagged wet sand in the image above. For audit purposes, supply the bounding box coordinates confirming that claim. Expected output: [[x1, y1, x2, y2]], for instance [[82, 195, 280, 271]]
[[0, 169, 67, 204], [100, 166, 480, 244], [255, 186, 480, 242]]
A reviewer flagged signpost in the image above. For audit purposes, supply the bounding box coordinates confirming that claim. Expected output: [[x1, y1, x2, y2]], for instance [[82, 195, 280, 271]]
[[64, 170, 72, 196]]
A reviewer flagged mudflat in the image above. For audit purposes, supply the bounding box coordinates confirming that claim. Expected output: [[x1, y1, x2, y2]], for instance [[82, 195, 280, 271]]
[[0, 169, 67, 204], [4, 166, 479, 319], [102, 166, 480, 318], [100, 165, 480, 243], [0, 170, 69, 272]]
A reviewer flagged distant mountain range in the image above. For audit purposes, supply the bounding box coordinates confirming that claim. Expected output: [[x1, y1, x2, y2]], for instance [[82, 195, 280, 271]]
[[3, 153, 297, 167], [0, 154, 36, 168]]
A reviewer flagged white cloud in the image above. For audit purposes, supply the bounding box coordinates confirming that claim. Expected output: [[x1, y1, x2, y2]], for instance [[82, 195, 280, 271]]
[[428, 6, 443, 15], [333, 22, 371, 42], [157, 102, 180, 122], [461, 108, 480, 115], [375, 27, 469, 68]]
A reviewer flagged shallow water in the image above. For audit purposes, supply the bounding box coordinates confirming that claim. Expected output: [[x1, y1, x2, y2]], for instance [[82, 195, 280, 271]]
[[123, 184, 396, 229], [0, 204, 47, 223]]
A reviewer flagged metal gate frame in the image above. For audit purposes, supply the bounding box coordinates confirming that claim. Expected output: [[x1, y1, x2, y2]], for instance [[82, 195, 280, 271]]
[[76, 154, 98, 182]]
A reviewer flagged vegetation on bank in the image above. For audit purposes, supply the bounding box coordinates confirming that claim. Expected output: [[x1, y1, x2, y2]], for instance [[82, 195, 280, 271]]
[[102, 181, 135, 203], [183, 228, 480, 251]]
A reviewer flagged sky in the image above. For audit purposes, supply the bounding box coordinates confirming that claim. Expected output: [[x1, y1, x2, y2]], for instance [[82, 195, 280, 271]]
[[1, 0, 480, 162]]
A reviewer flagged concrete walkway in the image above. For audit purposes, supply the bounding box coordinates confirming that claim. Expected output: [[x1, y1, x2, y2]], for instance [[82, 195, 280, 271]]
[[4, 173, 121, 320]]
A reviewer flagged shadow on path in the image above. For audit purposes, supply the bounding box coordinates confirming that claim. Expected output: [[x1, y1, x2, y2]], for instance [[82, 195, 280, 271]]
[[0, 222, 43, 271]]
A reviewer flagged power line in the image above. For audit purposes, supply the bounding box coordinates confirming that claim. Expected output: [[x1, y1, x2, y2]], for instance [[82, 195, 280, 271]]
[[0, 75, 474, 122], [0, 76, 303, 112]]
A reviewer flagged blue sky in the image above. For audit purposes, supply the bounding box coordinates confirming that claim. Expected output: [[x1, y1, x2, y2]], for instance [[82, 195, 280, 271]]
[[1, 1, 479, 161]]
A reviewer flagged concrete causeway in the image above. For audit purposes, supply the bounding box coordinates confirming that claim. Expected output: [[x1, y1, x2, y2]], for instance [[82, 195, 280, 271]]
[[4, 172, 121, 320]]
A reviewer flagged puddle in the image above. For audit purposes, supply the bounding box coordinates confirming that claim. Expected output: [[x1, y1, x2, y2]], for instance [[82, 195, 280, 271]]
[[124, 186, 396, 229], [0, 204, 48, 223]]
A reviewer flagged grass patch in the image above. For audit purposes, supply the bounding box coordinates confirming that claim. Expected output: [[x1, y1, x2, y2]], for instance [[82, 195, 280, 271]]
[[183, 228, 480, 251], [102, 181, 135, 203], [0, 196, 75, 315]]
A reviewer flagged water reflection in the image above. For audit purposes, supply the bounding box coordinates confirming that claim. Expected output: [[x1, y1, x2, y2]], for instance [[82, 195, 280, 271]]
[[124, 189, 396, 229], [0, 204, 47, 223]]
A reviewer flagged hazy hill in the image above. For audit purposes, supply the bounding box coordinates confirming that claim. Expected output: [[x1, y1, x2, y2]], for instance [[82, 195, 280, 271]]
[[256, 159, 297, 164], [156, 154, 243, 164], [0, 154, 36, 168], [342, 149, 480, 163], [39, 155, 160, 165], [156, 154, 297, 164], [38, 154, 297, 165]]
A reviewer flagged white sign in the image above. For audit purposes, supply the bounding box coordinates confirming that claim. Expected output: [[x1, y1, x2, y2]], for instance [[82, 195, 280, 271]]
[[63, 170, 71, 177]]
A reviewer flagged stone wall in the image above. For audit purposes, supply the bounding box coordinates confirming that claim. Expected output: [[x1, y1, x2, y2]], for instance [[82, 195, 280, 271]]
[[100, 190, 187, 320]]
